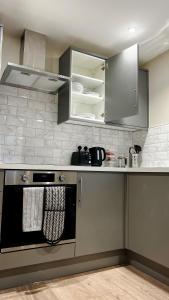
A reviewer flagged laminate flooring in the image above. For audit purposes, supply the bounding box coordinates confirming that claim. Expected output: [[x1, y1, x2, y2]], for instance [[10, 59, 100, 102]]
[[0, 266, 169, 299]]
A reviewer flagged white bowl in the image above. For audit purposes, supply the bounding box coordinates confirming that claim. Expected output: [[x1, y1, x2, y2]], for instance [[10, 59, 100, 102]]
[[72, 82, 84, 93]]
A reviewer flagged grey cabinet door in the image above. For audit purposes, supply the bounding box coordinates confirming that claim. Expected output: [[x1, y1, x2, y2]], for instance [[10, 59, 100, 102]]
[[127, 174, 169, 267], [105, 44, 138, 122], [116, 69, 148, 128], [75, 172, 124, 257], [0, 26, 3, 76], [58, 48, 71, 124]]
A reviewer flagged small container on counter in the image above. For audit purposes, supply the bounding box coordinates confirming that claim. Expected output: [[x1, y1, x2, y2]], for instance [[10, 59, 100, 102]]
[[129, 145, 142, 168], [131, 153, 139, 168], [117, 156, 126, 168], [104, 150, 117, 167]]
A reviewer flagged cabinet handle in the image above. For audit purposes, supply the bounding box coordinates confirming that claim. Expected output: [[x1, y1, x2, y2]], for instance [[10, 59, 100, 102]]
[[78, 177, 83, 207]]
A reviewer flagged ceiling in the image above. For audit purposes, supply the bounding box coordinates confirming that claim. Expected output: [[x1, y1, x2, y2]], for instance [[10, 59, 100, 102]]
[[1, 0, 169, 63]]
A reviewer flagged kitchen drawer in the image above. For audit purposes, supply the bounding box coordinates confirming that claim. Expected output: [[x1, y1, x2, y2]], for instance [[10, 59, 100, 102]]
[[0, 243, 75, 270]]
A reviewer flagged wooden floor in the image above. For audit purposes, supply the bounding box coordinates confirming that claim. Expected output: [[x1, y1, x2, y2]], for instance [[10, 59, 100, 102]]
[[0, 266, 169, 299]]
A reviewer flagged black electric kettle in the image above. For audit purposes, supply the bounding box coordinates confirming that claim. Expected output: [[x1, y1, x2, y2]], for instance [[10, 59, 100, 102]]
[[89, 147, 106, 166]]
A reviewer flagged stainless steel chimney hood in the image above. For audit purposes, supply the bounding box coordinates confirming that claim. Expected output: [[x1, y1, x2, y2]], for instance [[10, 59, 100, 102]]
[[1, 63, 69, 94], [0, 30, 70, 94]]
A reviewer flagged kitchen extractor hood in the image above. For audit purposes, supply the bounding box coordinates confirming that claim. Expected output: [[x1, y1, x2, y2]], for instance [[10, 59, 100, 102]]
[[0, 30, 70, 94], [1, 63, 69, 94]]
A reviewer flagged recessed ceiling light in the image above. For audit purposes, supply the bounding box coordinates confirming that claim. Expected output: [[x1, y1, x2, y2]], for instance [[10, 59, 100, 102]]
[[128, 27, 136, 34]]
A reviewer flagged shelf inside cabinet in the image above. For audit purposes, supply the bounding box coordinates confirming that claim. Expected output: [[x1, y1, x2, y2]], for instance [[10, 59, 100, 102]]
[[72, 91, 104, 105], [72, 50, 105, 71], [71, 114, 104, 123], [72, 73, 104, 89]]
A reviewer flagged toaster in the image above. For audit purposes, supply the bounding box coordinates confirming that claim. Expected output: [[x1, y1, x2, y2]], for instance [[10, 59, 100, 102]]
[[71, 146, 91, 166]]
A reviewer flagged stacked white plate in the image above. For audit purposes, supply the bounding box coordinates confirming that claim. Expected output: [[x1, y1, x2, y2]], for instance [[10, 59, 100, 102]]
[[77, 113, 96, 120], [72, 81, 84, 93], [84, 91, 100, 97]]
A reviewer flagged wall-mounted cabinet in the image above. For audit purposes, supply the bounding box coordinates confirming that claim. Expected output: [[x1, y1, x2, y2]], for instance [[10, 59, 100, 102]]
[[58, 45, 148, 129], [58, 49, 105, 124], [71, 51, 105, 122]]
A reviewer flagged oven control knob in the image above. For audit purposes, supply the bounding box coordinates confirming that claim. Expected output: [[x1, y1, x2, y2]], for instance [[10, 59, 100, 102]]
[[21, 174, 29, 182], [59, 175, 65, 182]]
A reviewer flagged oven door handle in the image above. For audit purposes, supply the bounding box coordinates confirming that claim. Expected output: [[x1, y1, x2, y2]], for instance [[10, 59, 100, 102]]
[[78, 177, 83, 207]]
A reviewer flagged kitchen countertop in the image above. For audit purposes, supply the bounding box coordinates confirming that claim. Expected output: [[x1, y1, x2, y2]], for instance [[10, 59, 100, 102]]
[[0, 163, 169, 173]]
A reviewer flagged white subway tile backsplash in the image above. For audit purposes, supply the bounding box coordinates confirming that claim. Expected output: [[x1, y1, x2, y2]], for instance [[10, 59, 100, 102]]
[[133, 126, 169, 167], [0, 136, 5, 145], [0, 94, 7, 105], [0, 85, 17, 96], [25, 137, 44, 147], [35, 128, 54, 139], [44, 120, 57, 129], [45, 102, 58, 113], [34, 147, 54, 157], [0, 115, 7, 124], [28, 101, 45, 111], [7, 115, 27, 126], [0, 105, 15, 115], [36, 92, 56, 103], [0, 84, 136, 165], [17, 88, 30, 98], [17, 127, 36, 137], [24, 156, 44, 164], [45, 139, 63, 148], [35, 111, 57, 122], [5, 136, 17, 146], [8, 95, 28, 107], [28, 90, 37, 101], [7, 106, 17, 115], [17, 106, 34, 118], [0, 125, 17, 135], [42, 157, 62, 165], [17, 137, 26, 146], [3, 155, 25, 164], [27, 119, 45, 129]]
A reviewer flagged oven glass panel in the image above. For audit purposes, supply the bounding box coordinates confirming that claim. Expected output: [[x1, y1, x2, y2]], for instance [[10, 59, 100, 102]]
[[1, 185, 76, 249], [33, 173, 55, 182]]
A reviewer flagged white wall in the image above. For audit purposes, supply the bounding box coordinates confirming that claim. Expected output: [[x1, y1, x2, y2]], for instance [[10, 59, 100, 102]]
[[145, 49, 169, 127]]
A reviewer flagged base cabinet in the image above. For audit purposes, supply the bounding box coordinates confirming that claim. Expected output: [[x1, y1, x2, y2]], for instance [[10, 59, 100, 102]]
[[127, 174, 169, 267], [75, 172, 124, 257]]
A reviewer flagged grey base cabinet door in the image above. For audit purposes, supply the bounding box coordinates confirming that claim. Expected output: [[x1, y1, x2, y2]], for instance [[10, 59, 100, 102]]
[[127, 174, 169, 267], [75, 172, 124, 257]]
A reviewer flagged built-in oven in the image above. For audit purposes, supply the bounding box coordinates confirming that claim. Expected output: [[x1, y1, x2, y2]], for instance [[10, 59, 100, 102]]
[[0, 170, 77, 253]]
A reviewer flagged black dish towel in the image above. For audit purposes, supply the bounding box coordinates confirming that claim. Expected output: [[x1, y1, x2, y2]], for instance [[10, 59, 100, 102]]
[[43, 186, 66, 244]]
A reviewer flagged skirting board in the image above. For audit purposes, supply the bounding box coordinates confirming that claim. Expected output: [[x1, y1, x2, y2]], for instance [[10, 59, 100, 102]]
[[127, 250, 169, 286], [0, 249, 126, 290], [1, 249, 169, 290]]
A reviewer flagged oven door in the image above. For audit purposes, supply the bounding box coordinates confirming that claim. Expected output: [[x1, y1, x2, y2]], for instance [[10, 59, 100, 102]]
[[1, 185, 76, 252]]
